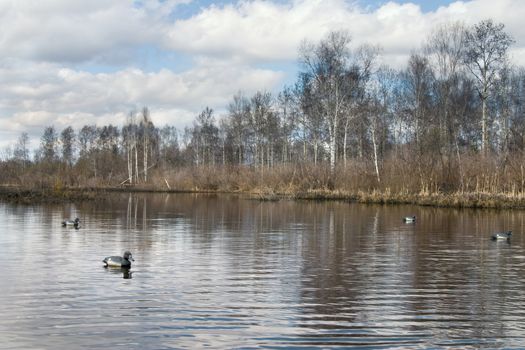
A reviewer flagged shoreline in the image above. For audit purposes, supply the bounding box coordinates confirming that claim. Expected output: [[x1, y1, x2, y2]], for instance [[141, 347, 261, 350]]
[[2, 185, 525, 209]]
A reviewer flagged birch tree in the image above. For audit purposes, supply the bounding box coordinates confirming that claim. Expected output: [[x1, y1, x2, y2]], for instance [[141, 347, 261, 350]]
[[367, 66, 396, 184], [277, 87, 298, 164], [122, 112, 138, 184], [159, 125, 180, 166], [13, 132, 30, 167], [463, 19, 514, 153], [60, 126, 76, 166], [425, 22, 466, 157], [297, 73, 325, 164], [141, 107, 151, 182], [249, 91, 273, 169], [343, 44, 379, 167], [227, 92, 250, 165], [195, 107, 219, 166], [40, 126, 58, 162], [299, 31, 354, 174]]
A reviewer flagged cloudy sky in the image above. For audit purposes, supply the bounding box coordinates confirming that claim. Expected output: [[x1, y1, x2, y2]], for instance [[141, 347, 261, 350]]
[[1, 0, 524, 150]]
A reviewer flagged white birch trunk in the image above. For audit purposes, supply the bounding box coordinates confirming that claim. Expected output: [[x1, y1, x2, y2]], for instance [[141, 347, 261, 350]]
[[371, 126, 381, 183], [127, 143, 133, 184], [133, 142, 137, 184]]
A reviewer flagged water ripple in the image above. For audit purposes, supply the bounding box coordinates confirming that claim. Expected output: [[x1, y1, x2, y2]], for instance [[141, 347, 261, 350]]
[[2, 195, 525, 348]]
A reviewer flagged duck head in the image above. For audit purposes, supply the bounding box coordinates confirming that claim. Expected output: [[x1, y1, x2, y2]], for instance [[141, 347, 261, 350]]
[[123, 251, 135, 261]]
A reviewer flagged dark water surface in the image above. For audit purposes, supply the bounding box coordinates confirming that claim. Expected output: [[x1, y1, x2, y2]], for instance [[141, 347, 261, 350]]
[[1, 193, 525, 349]]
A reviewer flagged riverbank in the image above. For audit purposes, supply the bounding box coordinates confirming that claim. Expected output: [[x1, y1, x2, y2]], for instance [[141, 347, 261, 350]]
[[255, 188, 525, 209], [0, 185, 101, 204], [2, 184, 525, 209]]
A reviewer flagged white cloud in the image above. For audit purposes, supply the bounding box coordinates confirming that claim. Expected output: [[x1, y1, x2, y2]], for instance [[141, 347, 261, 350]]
[[2, 0, 524, 66], [0, 59, 283, 148], [1, 0, 525, 150], [165, 0, 344, 62], [0, 0, 170, 64], [164, 0, 525, 67]]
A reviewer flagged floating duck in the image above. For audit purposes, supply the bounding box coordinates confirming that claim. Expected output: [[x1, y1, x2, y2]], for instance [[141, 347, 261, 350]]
[[403, 215, 416, 223], [62, 218, 80, 228], [103, 251, 134, 268], [491, 231, 512, 241]]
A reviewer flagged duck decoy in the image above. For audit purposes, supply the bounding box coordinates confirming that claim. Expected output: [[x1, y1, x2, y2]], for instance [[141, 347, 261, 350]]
[[491, 231, 512, 241], [103, 251, 134, 268], [62, 218, 80, 227], [403, 215, 416, 223]]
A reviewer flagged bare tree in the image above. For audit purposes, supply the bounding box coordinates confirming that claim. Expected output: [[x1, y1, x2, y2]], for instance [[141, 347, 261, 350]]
[[249, 91, 273, 169], [299, 31, 354, 174], [141, 107, 151, 182], [77, 125, 99, 179], [13, 132, 30, 167], [400, 53, 434, 147], [367, 66, 396, 184], [218, 118, 228, 166], [40, 126, 58, 162], [277, 86, 298, 164], [227, 92, 250, 165], [463, 19, 514, 153], [78, 125, 97, 157], [195, 107, 219, 166], [342, 44, 379, 167], [159, 125, 180, 166], [122, 112, 138, 184], [425, 22, 467, 157], [297, 74, 325, 164], [60, 126, 76, 166]]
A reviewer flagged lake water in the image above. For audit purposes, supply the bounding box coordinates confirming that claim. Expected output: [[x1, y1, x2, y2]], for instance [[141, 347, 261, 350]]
[[1, 193, 525, 349]]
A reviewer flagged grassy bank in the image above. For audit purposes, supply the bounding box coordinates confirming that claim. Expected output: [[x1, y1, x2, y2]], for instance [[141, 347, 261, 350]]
[[3, 184, 525, 210], [4, 160, 525, 209], [0, 185, 102, 204], [247, 188, 525, 209]]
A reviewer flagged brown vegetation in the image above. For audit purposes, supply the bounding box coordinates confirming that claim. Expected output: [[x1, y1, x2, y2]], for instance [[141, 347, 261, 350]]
[[1, 21, 523, 210], [0, 185, 100, 204], [4, 152, 525, 209]]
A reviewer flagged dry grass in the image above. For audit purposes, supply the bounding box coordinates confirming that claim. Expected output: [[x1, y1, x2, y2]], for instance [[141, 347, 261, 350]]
[[5, 152, 525, 208], [142, 159, 525, 208]]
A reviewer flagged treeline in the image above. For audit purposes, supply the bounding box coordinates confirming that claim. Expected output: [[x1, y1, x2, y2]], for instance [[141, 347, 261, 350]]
[[3, 19, 525, 199]]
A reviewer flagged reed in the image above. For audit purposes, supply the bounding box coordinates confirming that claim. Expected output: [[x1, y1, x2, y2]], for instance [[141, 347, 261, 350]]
[[5, 152, 525, 209]]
